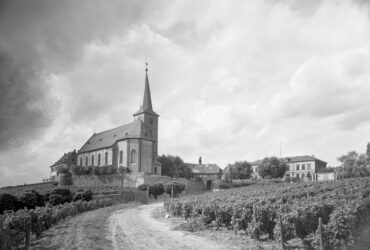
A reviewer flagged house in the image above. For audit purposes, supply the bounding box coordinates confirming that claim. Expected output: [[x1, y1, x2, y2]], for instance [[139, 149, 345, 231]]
[[50, 150, 77, 180], [249, 155, 327, 181], [76, 65, 161, 175], [186, 157, 222, 190], [284, 155, 327, 181]]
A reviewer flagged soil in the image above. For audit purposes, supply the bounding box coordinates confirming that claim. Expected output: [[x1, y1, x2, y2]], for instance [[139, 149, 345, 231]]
[[109, 202, 227, 249], [30, 203, 136, 250]]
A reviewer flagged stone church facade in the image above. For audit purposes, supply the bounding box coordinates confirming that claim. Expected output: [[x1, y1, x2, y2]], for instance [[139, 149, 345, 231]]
[[76, 67, 161, 175]]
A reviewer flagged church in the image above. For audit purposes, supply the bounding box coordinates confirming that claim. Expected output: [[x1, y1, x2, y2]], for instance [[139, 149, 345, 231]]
[[76, 65, 161, 175]]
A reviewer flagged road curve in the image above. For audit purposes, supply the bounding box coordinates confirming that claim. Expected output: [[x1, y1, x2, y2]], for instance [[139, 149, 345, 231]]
[[109, 203, 225, 250]]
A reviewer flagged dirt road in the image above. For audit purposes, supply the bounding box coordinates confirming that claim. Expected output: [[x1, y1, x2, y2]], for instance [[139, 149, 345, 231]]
[[109, 203, 225, 250]]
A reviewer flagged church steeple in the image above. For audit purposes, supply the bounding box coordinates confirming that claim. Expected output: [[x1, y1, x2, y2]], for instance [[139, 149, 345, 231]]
[[133, 62, 158, 117]]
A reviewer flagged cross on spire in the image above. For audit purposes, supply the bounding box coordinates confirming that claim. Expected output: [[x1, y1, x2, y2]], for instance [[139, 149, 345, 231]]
[[145, 61, 148, 72]]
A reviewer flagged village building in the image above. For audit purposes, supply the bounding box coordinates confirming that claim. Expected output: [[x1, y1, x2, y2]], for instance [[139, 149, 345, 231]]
[[49, 150, 77, 181], [186, 157, 222, 190], [250, 155, 328, 181]]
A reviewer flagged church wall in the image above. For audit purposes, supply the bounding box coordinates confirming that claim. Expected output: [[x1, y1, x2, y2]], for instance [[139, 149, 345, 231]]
[[117, 140, 128, 167], [77, 147, 113, 167], [128, 139, 140, 173], [140, 140, 153, 173]]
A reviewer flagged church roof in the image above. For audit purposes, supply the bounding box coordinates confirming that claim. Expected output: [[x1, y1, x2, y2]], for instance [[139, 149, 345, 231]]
[[133, 71, 159, 117], [51, 150, 77, 167], [78, 120, 142, 153], [186, 163, 221, 174]]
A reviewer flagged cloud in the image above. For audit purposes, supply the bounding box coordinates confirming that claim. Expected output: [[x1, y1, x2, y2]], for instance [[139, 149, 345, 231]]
[[280, 49, 370, 129]]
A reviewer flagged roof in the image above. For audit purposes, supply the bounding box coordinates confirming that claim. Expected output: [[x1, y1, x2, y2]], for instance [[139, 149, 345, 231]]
[[51, 151, 76, 167], [133, 71, 159, 117], [186, 163, 221, 174], [250, 160, 263, 166], [284, 155, 327, 164], [78, 120, 143, 153]]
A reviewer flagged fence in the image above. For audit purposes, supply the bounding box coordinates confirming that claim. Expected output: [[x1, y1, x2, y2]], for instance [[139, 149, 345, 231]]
[[93, 187, 149, 204]]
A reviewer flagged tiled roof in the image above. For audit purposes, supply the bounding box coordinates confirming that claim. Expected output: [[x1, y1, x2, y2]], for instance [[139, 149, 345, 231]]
[[78, 120, 142, 153], [284, 155, 326, 163], [51, 151, 76, 167], [186, 163, 221, 174]]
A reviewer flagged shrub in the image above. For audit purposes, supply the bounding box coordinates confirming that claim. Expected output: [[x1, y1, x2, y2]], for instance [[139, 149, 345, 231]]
[[149, 183, 164, 199], [48, 188, 73, 205], [219, 181, 232, 189], [73, 190, 93, 202], [17, 190, 45, 209], [137, 184, 148, 191], [0, 193, 20, 213], [164, 181, 186, 197], [57, 168, 69, 174]]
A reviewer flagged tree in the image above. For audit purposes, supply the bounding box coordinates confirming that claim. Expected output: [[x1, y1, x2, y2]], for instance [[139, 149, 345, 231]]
[[226, 161, 253, 179], [149, 183, 164, 199], [164, 181, 186, 198], [158, 155, 193, 179], [257, 157, 288, 179], [337, 151, 370, 178], [367, 143, 370, 164], [337, 151, 358, 169]]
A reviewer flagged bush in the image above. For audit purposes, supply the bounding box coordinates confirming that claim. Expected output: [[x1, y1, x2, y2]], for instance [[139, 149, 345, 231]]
[[149, 183, 164, 199], [73, 190, 93, 202], [164, 181, 186, 197], [17, 190, 45, 209], [0, 193, 20, 213], [219, 181, 232, 189], [137, 184, 148, 191], [57, 168, 69, 174], [48, 188, 73, 205]]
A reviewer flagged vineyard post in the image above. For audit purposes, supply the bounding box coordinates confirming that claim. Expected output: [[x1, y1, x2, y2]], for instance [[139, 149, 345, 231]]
[[35, 213, 41, 238], [24, 217, 31, 250], [171, 185, 174, 199], [146, 187, 149, 204], [279, 214, 285, 250], [318, 217, 324, 250], [0, 214, 7, 250]]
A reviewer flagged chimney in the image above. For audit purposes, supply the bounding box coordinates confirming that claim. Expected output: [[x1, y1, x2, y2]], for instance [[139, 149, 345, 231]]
[[199, 157, 202, 165]]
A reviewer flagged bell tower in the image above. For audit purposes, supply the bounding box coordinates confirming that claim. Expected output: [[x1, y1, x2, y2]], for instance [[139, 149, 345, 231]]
[[133, 62, 159, 166]]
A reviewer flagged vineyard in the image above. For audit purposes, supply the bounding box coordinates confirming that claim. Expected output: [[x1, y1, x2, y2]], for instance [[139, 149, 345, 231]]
[[164, 177, 370, 249]]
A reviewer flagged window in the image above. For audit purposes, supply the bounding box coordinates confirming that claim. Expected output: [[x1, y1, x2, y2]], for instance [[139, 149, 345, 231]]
[[80, 158, 82, 166], [131, 149, 137, 163], [154, 167, 157, 174], [105, 152, 108, 165], [98, 154, 101, 166], [302, 174, 304, 178], [308, 163, 311, 170], [286, 174, 290, 177], [296, 164, 300, 171], [296, 174, 299, 178], [92, 155, 95, 166], [150, 118, 153, 125], [302, 164, 305, 170], [119, 151, 123, 164], [85, 156, 88, 166]]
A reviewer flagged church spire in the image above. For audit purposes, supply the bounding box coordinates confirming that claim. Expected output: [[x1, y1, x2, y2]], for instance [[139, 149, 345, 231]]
[[143, 62, 153, 112], [133, 62, 158, 117]]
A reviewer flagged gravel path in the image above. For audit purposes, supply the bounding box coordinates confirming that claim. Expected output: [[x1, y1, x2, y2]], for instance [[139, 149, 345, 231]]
[[109, 203, 225, 250]]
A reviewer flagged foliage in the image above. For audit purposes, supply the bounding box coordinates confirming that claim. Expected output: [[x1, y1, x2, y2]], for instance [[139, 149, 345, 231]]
[[225, 161, 253, 179], [48, 188, 73, 206], [164, 181, 186, 197], [73, 190, 93, 202], [137, 184, 148, 191], [158, 155, 193, 179], [257, 157, 288, 178], [1, 198, 114, 248], [57, 168, 70, 175], [17, 190, 45, 209], [164, 177, 370, 249], [0, 193, 21, 214], [337, 149, 370, 178], [149, 183, 164, 199]]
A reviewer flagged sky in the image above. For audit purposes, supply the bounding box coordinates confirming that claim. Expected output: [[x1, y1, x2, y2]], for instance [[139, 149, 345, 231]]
[[1, 0, 370, 186]]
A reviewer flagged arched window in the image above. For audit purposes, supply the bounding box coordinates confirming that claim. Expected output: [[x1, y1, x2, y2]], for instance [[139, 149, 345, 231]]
[[154, 167, 157, 174], [91, 155, 95, 166], [80, 157, 82, 166], [98, 154, 101, 166], [105, 152, 108, 165], [85, 156, 88, 166], [130, 149, 137, 163], [119, 151, 123, 164]]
